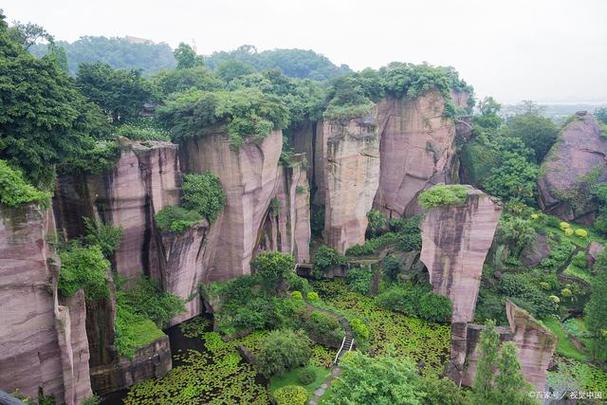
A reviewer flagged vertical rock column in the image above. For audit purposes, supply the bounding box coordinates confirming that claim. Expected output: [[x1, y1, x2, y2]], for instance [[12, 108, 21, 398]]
[[320, 117, 380, 254], [420, 186, 501, 322], [0, 204, 92, 404]]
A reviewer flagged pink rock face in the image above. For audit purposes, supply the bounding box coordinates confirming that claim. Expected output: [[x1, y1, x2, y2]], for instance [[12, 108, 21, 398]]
[[420, 186, 501, 322], [538, 112, 607, 223], [181, 131, 283, 279], [586, 241, 605, 267], [505, 301, 557, 390], [319, 117, 380, 254], [258, 157, 311, 262], [0, 205, 92, 404], [374, 91, 460, 218]]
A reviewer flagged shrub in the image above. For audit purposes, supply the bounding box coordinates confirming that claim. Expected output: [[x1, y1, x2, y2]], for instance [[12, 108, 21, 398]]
[[116, 123, 171, 141], [307, 292, 320, 302], [383, 255, 402, 281], [154, 205, 202, 232], [252, 252, 295, 292], [285, 272, 310, 294], [575, 229, 588, 238], [297, 367, 317, 385], [303, 311, 344, 347], [0, 160, 51, 207], [366, 209, 387, 237], [346, 267, 373, 294], [376, 284, 452, 323], [498, 273, 558, 319], [256, 329, 311, 377], [291, 291, 303, 300], [313, 245, 345, 275], [350, 318, 370, 342], [400, 232, 422, 251], [115, 297, 165, 358], [564, 228, 574, 236], [83, 217, 123, 258], [58, 244, 110, 300], [181, 172, 226, 223], [418, 293, 453, 323], [571, 251, 587, 269], [560, 222, 571, 231], [273, 385, 308, 405], [418, 184, 469, 209]]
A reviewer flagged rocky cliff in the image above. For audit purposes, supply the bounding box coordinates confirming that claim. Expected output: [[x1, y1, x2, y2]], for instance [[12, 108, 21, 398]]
[[420, 186, 501, 322], [0, 204, 92, 404], [448, 301, 556, 391], [374, 91, 461, 218], [319, 117, 380, 253], [538, 112, 607, 223]]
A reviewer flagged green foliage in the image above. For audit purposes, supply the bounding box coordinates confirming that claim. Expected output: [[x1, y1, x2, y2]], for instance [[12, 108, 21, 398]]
[[251, 252, 295, 292], [330, 351, 425, 404], [181, 172, 226, 223], [256, 329, 312, 377], [81, 395, 100, 405], [473, 320, 500, 401], [383, 255, 402, 282], [179, 316, 210, 339], [503, 112, 558, 163], [421, 376, 471, 405], [0, 160, 51, 207], [345, 266, 373, 294], [494, 342, 536, 404], [418, 184, 469, 209], [595, 107, 607, 124], [302, 310, 344, 347], [547, 357, 607, 399], [482, 152, 539, 205], [58, 244, 110, 300], [350, 318, 370, 342], [76, 62, 154, 124], [117, 276, 185, 328], [346, 232, 400, 256], [154, 205, 202, 233], [497, 214, 537, 258], [30, 36, 176, 75], [585, 251, 607, 362], [313, 245, 346, 276], [153, 65, 223, 96], [156, 87, 290, 148], [310, 206, 325, 237], [83, 217, 122, 258], [273, 385, 308, 405], [174, 42, 204, 69], [498, 273, 558, 319], [116, 122, 171, 141], [366, 209, 388, 237], [376, 284, 452, 323], [542, 319, 588, 362], [297, 367, 316, 385], [1, 20, 111, 185]]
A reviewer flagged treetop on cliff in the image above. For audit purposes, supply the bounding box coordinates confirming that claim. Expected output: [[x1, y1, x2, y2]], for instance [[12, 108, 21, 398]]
[[418, 184, 469, 209]]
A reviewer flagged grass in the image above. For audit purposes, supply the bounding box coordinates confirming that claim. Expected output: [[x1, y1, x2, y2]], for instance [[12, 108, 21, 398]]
[[269, 365, 331, 398], [563, 263, 593, 284], [542, 318, 589, 362]]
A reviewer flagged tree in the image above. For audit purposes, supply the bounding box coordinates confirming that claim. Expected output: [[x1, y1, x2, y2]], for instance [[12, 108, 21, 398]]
[[216, 59, 256, 82], [251, 252, 295, 293], [495, 342, 535, 404], [475, 96, 502, 129], [8, 21, 53, 49], [330, 351, 425, 404], [482, 152, 539, 205], [473, 320, 500, 401], [152, 65, 222, 96], [585, 251, 607, 362], [595, 107, 607, 124], [0, 14, 111, 186], [76, 62, 154, 124], [504, 112, 558, 163], [181, 172, 226, 223], [174, 42, 204, 69], [256, 329, 311, 376]]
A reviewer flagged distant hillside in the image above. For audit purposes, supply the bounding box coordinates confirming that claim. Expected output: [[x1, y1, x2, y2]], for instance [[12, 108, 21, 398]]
[[29, 36, 177, 75], [205, 45, 352, 81]]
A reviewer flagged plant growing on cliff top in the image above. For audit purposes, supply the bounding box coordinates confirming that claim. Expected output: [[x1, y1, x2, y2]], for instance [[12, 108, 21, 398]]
[[58, 244, 110, 300], [0, 160, 51, 207], [182, 172, 226, 223], [155, 206, 202, 233], [418, 184, 469, 210]]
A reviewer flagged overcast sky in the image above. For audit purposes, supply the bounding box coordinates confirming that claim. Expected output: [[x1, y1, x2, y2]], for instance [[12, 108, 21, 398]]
[[3, 0, 606, 104]]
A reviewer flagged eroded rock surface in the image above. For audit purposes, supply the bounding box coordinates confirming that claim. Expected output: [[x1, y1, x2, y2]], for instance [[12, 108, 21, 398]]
[[420, 186, 501, 322], [538, 112, 607, 223], [0, 205, 92, 404], [319, 117, 380, 253], [374, 91, 461, 217]]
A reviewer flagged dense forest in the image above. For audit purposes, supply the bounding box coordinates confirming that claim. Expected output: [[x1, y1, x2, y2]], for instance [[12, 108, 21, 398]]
[[2, 9, 607, 405]]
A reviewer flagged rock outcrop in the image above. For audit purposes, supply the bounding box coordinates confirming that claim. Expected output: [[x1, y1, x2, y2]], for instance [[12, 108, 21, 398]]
[[448, 301, 556, 391], [420, 186, 501, 322], [181, 130, 284, 279], [538, 112, 607, 223], [0, 204, 92, 404], [318, 117, 380, 253], [374, 91, 461, 218]]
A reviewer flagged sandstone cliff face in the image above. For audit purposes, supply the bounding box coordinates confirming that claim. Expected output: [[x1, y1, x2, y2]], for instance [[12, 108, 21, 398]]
[[538, 112, 607, 223], [0, 204, 92, 404], [258, 157, 311, 262], [318, 117, 380, 254], [374, 91, 460, 218], [448, 302, 556, 391], [420, 186, 501, 322], [181, 130, 283, 279]]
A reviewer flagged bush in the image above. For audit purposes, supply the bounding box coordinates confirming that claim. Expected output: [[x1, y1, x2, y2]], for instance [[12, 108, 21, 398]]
[[376, 284, 452, 322], [0, 160, 51, 207], [575, 229, 588, 238], [418, 293, 453, 323], [346, 267, 373, 295], [418, 184, 469, 209], [313, 245, 345, 275], [366, 209, 387, 237], [58, 244, 110, 300], [116, 123, 171, 141], [307, 291, 320, 302], [498, 273, 558, 319], [115, 297, 165, 359], [273, 385, 308, 405], [297, 367, 317, 385], [350, 318, 370, 342], [383, 255, 402, 281], [252, 252, 295, 292], [572, 251, 588, 269], [256, 329, 312, 377], [291, 291, 303, 300], [83, 217, 123, 258], [303, 311, 344, 347], [285, 272, 310, 294], [181, 172, 226, 223], [155, 205, 202, 232]]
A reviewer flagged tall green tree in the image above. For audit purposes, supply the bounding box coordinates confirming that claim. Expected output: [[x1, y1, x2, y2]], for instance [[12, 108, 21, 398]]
[[0, 13, 111, 185], [76, 62, 154, 124], [504, 112, 558, 163], [495, 342, 535, 404], [585, 251, 607, 363], [174, 42, 204, 69], [473, 320, 500, 401]]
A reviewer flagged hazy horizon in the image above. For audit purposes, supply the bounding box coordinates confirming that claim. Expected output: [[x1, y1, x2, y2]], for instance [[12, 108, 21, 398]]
[[3, 0, 606, 105]]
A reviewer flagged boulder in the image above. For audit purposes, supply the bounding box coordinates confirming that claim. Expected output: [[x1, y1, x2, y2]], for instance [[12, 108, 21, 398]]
[[420, 186, 502, 322], [520, 234, 551, 267], [538, 112, 607, 223], [586, 241, 605, 267]]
